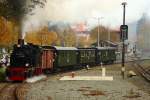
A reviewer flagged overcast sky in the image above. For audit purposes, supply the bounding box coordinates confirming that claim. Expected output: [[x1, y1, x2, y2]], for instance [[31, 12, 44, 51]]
[[23, 0, 150, 39], [25, 0, 150, 27], [38, 0, 150, 27]]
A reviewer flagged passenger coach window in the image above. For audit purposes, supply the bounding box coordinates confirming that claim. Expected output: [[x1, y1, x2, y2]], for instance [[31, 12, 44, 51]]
[[99, 52, 101, 56], [81, 51, 85, 57], [106, 52, 108, 56], [91, 51, 94, 57], [67, 53, 69, 58], [88, 51, 91, 56], [62, 51, 65, 57], [85, 51, 86, 57]]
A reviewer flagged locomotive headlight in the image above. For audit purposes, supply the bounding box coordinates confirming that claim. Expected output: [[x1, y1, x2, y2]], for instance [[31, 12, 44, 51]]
[[17, 44, 21, 47], [7, 63, 10, 66], [25, 63, 29, 67]]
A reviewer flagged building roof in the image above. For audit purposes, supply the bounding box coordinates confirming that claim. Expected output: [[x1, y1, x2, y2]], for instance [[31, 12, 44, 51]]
[[78, 47, 96, 50], [105, 40, 118, 46], [91, 40, 118, 47]]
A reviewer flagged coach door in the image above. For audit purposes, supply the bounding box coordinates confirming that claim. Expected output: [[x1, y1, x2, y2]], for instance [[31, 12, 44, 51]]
[[42, 49, 54, 70]]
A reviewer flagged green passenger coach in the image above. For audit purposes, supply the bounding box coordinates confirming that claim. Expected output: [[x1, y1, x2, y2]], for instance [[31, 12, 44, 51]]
[[53, 46, 78, 68], [107, 47, 116, 63], [78, 48, 96, 66], [96, 47, 116, 64]]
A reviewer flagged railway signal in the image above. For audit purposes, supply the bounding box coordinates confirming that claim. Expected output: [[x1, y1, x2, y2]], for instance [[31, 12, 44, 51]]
[[120, 25, 128, 40]]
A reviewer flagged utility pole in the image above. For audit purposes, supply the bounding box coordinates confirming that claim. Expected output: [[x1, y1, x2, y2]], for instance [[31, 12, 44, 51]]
[[92, 17, 103, 47], [107, 25, 111, 41], [121, 2, 127, 79], [98, 18, 100, 47], [95, 17, 103, 47]]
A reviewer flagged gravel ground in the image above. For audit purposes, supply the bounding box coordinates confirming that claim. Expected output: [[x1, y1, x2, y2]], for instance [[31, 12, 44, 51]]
[[23, 63, 150, 100], [128, 60, 150, 95]]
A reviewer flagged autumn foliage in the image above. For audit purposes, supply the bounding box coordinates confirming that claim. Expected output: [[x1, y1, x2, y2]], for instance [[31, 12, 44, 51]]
[[0, 16, 77, 47], [25, 26, 58, 46], [25, 26, 77, 46], [0, 17, 18, 47], [90, 26, 120, 43], [0, 16, 120, 48]]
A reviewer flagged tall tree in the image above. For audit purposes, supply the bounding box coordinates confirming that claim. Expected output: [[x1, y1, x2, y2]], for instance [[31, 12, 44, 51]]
[[0, 0, 46, 21], [0, 0, 46, 38]]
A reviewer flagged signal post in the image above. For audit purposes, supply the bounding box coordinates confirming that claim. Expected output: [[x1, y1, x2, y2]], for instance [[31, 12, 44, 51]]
[[121, 2, 128, 79]]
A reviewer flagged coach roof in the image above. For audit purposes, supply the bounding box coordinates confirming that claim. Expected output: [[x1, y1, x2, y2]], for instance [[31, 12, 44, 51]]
[[53, 46, 78, 50], [96, 47, 116, 50]]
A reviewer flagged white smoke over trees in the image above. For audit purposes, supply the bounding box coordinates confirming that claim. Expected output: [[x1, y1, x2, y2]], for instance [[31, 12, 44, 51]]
[[22, 0, 149, 37]]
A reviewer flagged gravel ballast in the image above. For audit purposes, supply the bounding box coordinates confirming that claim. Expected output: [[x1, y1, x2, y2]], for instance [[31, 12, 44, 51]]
[[24, 63, 150, 100]]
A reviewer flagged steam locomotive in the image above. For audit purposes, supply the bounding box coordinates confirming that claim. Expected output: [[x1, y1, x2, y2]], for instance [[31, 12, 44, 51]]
[[6, 39, 116, 81]]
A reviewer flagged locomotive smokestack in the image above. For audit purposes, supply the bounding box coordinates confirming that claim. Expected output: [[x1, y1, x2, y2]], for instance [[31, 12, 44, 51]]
[[18, 39, 24, 46], [17, 23, 24, 46]]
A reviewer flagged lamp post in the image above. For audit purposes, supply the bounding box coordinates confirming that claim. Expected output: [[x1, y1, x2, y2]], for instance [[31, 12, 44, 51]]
[[107, 24, 111, 41], [93, 17, 103, 47], [97, 17, 104, 47], [98, 18, 100, 47], [121, 2, 127, 79]]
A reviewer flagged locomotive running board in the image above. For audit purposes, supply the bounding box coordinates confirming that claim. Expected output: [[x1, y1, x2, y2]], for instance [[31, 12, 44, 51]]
[[59, 76, 113, 81], [25, 75, 47, 83]]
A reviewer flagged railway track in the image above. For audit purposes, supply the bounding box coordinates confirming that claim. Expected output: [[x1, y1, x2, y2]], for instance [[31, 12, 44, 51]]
[[0, 83, 18, 100], [0, 83, 30, 100], [133, 56, 150, 82], [135, 63, 150, 81]]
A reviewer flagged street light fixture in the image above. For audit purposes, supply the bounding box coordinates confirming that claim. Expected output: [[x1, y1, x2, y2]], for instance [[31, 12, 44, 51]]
[[122, 2, 127, 25]]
